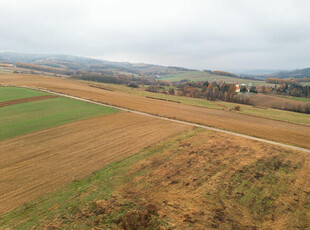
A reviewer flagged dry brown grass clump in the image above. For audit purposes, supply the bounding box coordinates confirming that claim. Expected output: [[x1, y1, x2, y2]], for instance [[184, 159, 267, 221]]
[[39, 129, 310, 229]]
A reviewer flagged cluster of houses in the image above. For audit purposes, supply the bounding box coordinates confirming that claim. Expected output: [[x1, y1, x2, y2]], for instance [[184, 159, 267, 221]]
[[235, 83, 253, 93]]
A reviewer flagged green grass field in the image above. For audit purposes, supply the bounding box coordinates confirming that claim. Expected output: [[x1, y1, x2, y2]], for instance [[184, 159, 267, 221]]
[[0, 87, 49, 102], [278, 95, 310, 103], [0, 96, 118, 140], [271, 94, 310, 103], [292, 97, 310, 102], [161, 71, 268, 85]]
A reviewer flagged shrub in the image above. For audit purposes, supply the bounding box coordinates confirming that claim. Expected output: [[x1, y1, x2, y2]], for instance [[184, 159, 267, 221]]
[[234, 105, 241, 111]]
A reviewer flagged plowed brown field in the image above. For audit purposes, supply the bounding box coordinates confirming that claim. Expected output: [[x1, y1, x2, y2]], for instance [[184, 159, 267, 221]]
[[0, 112, 190, 214], [0, 95, 58, 107], [1, 73, 310, 149]]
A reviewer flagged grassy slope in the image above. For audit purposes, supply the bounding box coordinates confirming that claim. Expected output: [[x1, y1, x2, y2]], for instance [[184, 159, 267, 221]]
[[161, 71, 267, 85], [292, 97, 310, 102], [0, 67, 14, 74], [275, 95, 310, 103], [1, 128, 309, 229], [0, 87, 49, 102], [0, 97, 118, 140], [81, 81, 310, 126]]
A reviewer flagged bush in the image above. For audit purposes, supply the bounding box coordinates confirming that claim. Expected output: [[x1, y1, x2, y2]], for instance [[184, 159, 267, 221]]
[[234, 105, 241, 111]]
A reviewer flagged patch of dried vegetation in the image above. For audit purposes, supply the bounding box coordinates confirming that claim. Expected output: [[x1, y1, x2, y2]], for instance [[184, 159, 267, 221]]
[[39, 129, 310, 229]]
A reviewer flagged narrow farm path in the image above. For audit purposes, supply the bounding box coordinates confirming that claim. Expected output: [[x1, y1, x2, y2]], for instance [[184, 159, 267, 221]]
[[25, 86, 310, 154]]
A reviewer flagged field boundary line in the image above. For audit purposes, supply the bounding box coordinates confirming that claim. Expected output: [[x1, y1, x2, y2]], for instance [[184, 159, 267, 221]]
[[0, 95, 58, 107], [20, 86, 310, 154]]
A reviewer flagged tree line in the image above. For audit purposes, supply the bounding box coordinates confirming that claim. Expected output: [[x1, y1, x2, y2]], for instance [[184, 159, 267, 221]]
[[175, 81, 254, 104], [261, 82, 310, 97], [16, 62, 73, 75], [146, 80, 310, 114], [266, 78, 297, 84], [72, 73, 171, 87], [203, 70, 239, 78], [266, 77, 310, 84]]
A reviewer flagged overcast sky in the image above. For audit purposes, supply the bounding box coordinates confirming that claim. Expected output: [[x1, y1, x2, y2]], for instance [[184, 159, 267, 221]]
[[0, 0, 309, 71]]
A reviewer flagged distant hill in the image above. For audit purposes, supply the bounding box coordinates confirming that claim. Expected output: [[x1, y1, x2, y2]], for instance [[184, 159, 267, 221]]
[[239, 69, 288, 75], [0, 52, 194, 76], [237, 68, 310, 81], [267, 68, 310, 79]]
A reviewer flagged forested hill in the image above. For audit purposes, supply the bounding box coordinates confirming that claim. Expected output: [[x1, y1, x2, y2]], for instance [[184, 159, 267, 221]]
[[0, 52, 194, 76], [267, 68, 310, 79]]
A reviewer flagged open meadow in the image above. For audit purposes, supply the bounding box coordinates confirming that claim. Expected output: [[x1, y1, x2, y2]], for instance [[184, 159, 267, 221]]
[[161, 70, 269, 85], [1, 73, 309, 149], [0, 87, 118, 140], [2, 1, 310, 228], [1, 73, 310, 229], [0, 86, 49, 102]]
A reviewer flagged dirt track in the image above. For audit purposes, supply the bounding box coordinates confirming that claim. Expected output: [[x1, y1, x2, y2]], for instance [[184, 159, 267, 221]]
[[0, 95, 58, 107], [1, 73, 309, 149], [22, 86, 309, 154], [0, 112, 189, 214]]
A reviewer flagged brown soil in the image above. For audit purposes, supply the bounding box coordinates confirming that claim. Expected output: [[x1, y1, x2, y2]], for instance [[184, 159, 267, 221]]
[[0, 112, 190, 214], [40, 129, 310, 229], [0, 73, 310, 149], [0, 95, 58, 107]]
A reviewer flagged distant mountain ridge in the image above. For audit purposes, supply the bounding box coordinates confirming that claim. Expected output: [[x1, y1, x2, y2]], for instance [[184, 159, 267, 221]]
[[239, 68, 310, 80], [2, 52, 309, 80], [267, 68, 310, 79], [239, 69, 288, 75], [0, 52, 194, 76]]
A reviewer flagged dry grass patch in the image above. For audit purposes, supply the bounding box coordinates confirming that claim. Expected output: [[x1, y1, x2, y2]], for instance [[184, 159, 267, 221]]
[[0, 112, 190, 214], [2, 128, 309, 229]]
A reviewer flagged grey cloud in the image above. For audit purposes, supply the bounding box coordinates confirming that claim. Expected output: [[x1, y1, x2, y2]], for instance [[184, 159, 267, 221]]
[[0, 0, 309, 70]]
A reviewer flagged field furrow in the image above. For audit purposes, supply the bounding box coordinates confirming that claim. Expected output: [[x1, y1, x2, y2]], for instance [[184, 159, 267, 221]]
[[1, 74, 309, 148], [0, 112, 190, 214]]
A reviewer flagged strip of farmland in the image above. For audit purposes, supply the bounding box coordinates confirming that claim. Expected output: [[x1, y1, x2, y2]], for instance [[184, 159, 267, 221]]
[[0, 86, 50, 102], [0, 112, 190, 214], [1, 73, 309, 149], [0, 95, 58, 107], [0, 96, 118, 141]]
